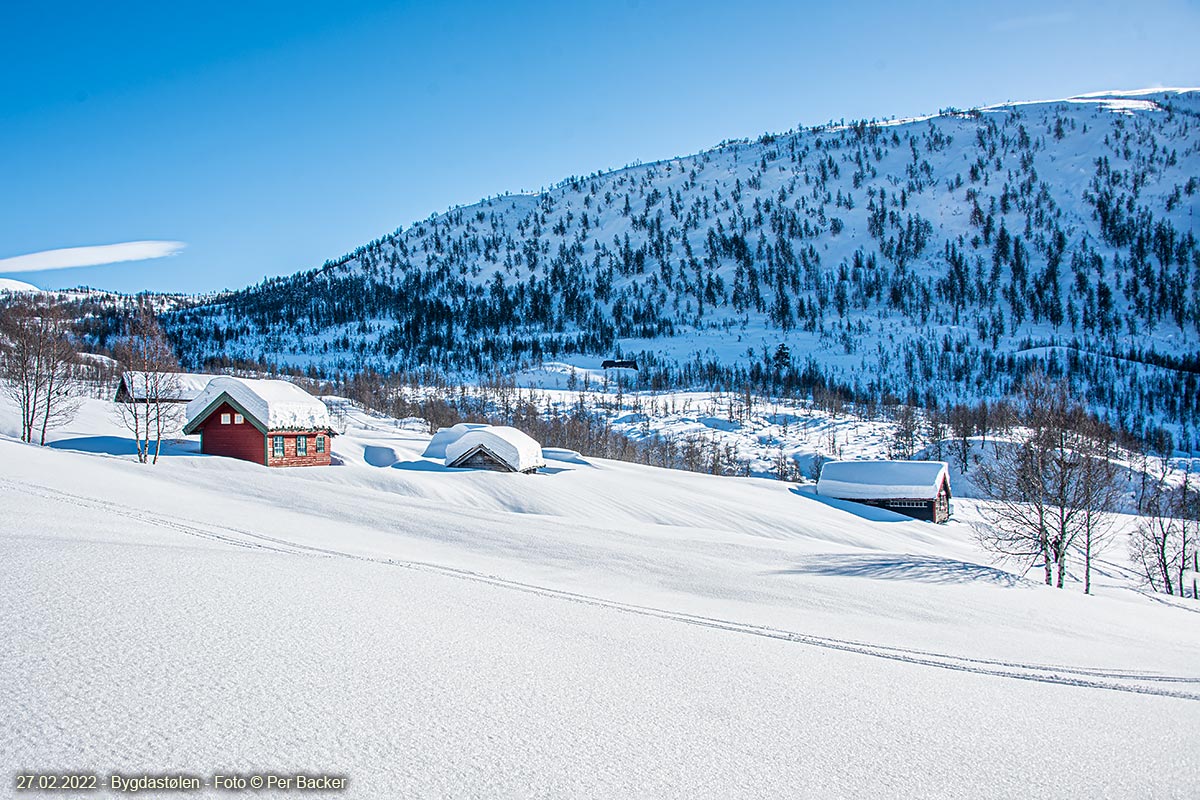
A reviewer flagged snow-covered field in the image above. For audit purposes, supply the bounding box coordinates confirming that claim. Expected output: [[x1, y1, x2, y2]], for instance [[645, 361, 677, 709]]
[[3, 396, 1199, 798]]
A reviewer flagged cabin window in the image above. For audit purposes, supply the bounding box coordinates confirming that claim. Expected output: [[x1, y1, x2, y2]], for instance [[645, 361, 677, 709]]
[[297, 436, 307, 456], [220, 413, 231, 425], [316, 435, 325, 454], [234, 413, 244, 425], [887, 499, 927, 509], [272, 436, 285, 458]]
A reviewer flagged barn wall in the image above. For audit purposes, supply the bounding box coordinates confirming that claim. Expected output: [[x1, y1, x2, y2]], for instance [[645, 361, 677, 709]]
[[858, 498, 937, 523], [198, 401, 266, 465], [454, 449, 515, 472], [265, 431, 333, 468]]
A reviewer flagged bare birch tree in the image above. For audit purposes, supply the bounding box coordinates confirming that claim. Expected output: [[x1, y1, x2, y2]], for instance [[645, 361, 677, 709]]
[[1077, 419, 1122, 595], [1181, 468, 1200, 599], [948, 403, 974, 473], [973, 374, 1120, 590], [1130, 462, 1199, 598], [113, 305, 183, 464], [889, 403, 919, 460], [0, 301, 80, 444], [974, 436, 1057, 585], [925, 406, 947, 462]]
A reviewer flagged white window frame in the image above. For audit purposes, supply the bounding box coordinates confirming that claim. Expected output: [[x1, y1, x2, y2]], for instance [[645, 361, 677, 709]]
[[272, 435, 285, 458], [234, 413, 244, 425], [220, 413, 231, 424], [296, 435, 307, 457], [887, 499, 928, 509]]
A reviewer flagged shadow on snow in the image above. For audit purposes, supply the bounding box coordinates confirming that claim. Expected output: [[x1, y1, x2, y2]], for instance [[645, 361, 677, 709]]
[[789, 486, 917, 523], [49, 436, 198, 458], [769, 553, 1022, 586]]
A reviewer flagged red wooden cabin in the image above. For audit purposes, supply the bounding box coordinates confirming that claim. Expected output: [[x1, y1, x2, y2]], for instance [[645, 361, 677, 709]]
[[183, 377, 334, 467]]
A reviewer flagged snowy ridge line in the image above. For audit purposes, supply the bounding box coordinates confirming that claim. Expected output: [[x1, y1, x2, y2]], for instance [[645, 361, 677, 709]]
[[7, 476, 1199, 701]]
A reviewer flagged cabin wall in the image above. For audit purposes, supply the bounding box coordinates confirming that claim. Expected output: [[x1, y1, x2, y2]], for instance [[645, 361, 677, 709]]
[[199, 402, 267, 465], [265, 431, 333, 468], [857, 498, 939, 523]]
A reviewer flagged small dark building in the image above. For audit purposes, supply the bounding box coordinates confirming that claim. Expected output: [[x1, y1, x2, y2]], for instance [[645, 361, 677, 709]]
[[816, 460, 952, 523], [601, 359, 639, 370]]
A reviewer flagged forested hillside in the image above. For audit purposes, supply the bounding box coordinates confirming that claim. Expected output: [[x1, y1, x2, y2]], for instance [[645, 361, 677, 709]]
[[164, 90, 1200, 448]]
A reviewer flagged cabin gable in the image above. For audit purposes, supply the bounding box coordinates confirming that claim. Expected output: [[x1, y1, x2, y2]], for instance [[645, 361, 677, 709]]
[[194, 401, 269, 465], [449, 445, 522, 473]]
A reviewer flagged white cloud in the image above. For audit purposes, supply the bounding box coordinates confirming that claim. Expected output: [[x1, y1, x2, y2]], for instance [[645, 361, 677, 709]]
[[0, 240, 187, 273], [990, 11, 1074, 33]]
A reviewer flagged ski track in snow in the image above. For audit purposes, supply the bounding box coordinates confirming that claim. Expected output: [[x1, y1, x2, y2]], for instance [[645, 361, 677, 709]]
[[6, 475, 1197, 702]]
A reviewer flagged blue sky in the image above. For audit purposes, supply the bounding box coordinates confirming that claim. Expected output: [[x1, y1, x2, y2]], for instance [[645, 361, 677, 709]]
[[2, 0, 1196, 294]]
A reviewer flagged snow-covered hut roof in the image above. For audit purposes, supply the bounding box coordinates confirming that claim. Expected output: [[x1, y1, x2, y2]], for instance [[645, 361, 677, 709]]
[[117, 371, 214, 402], [445, 426, 545, 473], [422, 422, 491, 460], [817, 460, 950, 501], [184, 377, 331, 433]]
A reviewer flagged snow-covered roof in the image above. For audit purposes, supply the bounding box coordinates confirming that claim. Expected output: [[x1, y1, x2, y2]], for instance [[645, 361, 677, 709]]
[[817, 460, 950, 501], [118, 371, 214, 402], [422, 422, 491, 460], [184, 377, 331, 432], [445, 426, 545, 473]]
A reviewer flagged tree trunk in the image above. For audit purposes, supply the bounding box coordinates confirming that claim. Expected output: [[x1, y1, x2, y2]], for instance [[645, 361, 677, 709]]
[[39, 388, 51, 446], [152, 405, 164, 465], [1084, 527, 1092, 595], [1185, 554, 1195, 604]]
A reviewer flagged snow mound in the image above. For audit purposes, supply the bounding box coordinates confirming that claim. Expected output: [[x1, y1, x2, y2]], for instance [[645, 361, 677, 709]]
[[818, 460, 949, 500], [77, 352, 120, 367], [186, 377, 330, 431], [422, 422, 490, 459], [0, 277, 39, 293], [445, 426, 546, 473]]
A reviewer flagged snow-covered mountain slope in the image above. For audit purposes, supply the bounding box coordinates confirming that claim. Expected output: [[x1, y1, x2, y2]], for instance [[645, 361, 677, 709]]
[[0, 285, 205, 354], [166, 89, 1200, 443], [3, 396, 1198, 797]]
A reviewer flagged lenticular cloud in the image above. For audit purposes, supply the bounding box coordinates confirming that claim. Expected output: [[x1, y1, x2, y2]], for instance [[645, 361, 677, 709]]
[[0, 240, 186, 273]]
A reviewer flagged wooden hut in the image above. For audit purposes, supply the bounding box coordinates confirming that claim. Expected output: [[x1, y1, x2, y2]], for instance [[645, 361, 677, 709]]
[[445, 426, 545, 474], [182, 377, 334, 467], [816, 460, 952, 523]]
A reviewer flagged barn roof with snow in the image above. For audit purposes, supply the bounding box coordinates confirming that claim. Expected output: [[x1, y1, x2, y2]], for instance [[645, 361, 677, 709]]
[[817, 460, 951, 501], [422, 422, 491, 460], [115, 372, 215, 403], [445, 426, 545, 474], [183, 377, 331, 434]]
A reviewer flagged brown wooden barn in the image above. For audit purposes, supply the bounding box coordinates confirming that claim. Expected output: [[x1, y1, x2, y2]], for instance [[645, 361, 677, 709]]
[[816, 460, 952, 523], [182, 377, 334, 467]]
